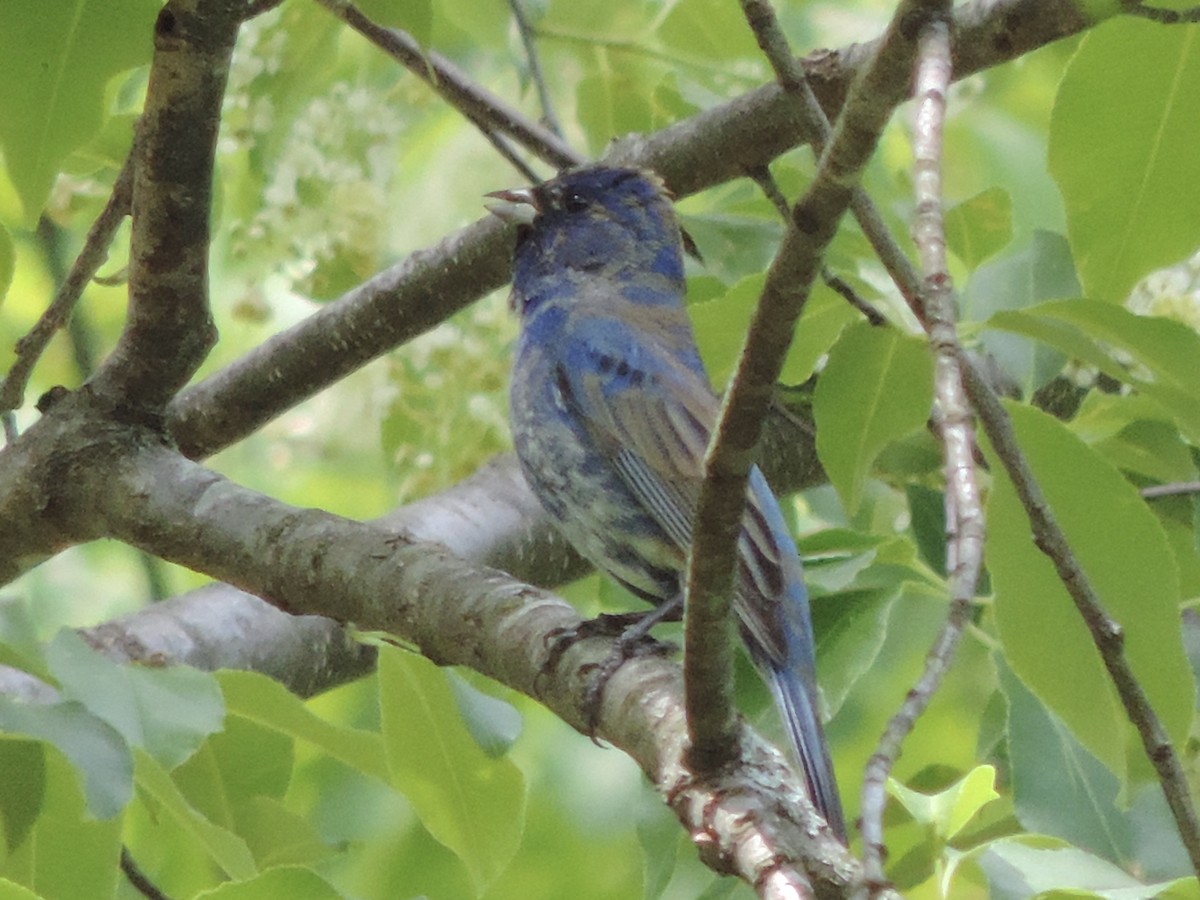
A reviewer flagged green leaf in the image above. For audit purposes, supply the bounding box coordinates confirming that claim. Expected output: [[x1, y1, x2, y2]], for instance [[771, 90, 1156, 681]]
[[656, 0, 760, 62], [46, 629, 224, 769], [999, 661, 1131, 862], [0, 741, 43, 853], [0, 879, 45, 900], [0, 597, 50, 682], [888, 764, 999, 840], [968, 231, 1080, 395], [986, 402, 1192, 778], [1049, 20, 1200, 303], [193, 866, 344, 899], [988, 298, 1200, 444], [378, 646, 525, 894], [978, 837, 1193, 898], [636, 790, 681, 900], [944, 187, 1013, 270], [811, 586, 899, 720], [134, 751, 257, 881], [231, 797, 333, 870], [217, 670, 389, 783], [0, 698, 130, 819], [576, 72, 653, 155], [446, 672, 522, 759], [813, 322, 933, 514], [356, 0, 433, 49], [0, 0, 159, 221], [1, 747, 122, 899]]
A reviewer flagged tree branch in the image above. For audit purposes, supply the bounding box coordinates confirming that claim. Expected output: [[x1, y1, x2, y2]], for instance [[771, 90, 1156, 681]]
[[683, 0, 934, 772], [309, 0, 581, 172], [0, 154, 134, 418], [89, 0, 243, 410], [165, 0, 1091, 460], [859, 13, 986, 886], [87, 439, 884, 897]]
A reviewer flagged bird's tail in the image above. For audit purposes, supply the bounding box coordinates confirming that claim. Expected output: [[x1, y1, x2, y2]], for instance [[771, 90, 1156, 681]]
[[765, 663, 846, 841]]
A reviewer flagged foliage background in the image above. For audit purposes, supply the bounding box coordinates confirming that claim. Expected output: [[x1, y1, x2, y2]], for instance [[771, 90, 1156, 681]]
[[0, 0, 1199, 898]]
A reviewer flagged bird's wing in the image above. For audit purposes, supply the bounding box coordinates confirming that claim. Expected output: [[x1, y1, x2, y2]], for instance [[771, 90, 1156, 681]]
[[555, 316, 795, 663], [555, 318, 712, 552]]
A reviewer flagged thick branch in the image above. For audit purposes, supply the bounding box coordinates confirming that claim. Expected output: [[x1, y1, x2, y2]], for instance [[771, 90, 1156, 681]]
[[166, 0, 1090, 460], [89, 0, 241, 409], [90, 441, 882, 897]]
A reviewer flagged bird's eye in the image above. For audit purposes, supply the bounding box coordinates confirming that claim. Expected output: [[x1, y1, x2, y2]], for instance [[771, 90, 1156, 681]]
[[562, 192, 589, 212]]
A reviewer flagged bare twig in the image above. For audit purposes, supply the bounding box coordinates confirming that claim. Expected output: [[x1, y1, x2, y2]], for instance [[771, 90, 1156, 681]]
[[0, 154, 134, 415], [310, 0, 581, 171], [120, 847, 171, 900], [507, 0, 564, 137], [859, 13, 981, 886], [746, 164, 888, 326], [1141, 480, 1200, 499], [89, 0, 243, 410], [822, 268, 887, 326], [682, 0, 932, 775]]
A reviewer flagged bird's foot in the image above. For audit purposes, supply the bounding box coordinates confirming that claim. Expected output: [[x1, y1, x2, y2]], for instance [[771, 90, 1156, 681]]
[[541, 599, 683, 740]]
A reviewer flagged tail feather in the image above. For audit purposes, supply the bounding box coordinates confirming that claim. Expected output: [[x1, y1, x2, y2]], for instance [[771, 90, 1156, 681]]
[[765, 664, 846, 841]]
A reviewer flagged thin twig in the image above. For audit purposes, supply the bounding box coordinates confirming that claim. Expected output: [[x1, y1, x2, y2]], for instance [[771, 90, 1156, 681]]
[[120, 846, 171, 900], [0, 154, 134, 414], [746, 164, 888, 326], [310, 0, 581, 171], [737, 0, 927, 324], [860, 13, 979, 886], [822, 268, 887, 325], [1141, 480, 1200, 499], [507, 0, 564, 137], [682, 0, 933, 777]]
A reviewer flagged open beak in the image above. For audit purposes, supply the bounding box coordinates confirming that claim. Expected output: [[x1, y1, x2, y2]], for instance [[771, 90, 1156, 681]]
[[484, 187, 539, 225]]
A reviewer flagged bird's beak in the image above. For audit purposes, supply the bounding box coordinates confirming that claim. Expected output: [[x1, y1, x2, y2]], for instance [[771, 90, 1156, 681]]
[[484, 187, 539, 225]]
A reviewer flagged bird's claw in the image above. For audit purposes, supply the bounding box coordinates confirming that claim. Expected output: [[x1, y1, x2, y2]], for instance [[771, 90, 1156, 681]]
[[538, 611, 677, 739], [580, 630, 676, 740]]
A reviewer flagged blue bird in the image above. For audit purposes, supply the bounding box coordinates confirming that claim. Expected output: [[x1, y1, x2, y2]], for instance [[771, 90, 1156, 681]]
[[489, 165, 845, 840]]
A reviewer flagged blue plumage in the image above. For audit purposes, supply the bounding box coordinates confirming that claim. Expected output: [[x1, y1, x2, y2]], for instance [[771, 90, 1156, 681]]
[[493, 166, 845, 839]]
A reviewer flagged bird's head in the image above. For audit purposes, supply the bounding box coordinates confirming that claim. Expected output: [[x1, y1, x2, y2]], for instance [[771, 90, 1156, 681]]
[[487, 166, 686, 314]]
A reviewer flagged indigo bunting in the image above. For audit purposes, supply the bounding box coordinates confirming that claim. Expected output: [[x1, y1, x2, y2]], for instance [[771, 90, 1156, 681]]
[[490, 166, 845, 839]]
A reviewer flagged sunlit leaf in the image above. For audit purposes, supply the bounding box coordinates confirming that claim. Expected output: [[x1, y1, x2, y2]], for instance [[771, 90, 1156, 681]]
[[134, 751, 257, 881], [1050, 19, 1200, 303], [945, 187, 1013, 270], [217, 671, 389, 784], [986, 402, 1192, 778], [0, 0, 158, 221], [988, 298, 1200, 444], [813, 322, 933, 514], [378, 646, 525, 893], [193, 865, 343, 899]]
